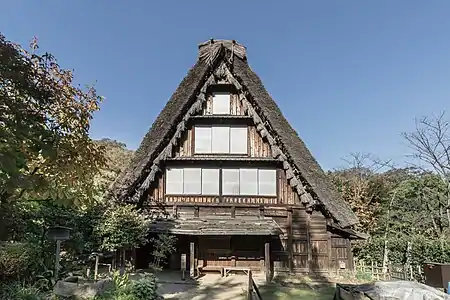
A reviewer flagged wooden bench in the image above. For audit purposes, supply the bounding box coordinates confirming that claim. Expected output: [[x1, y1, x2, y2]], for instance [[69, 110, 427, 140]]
[[224, 267, 251, 277], [197, 265, 224, 276]]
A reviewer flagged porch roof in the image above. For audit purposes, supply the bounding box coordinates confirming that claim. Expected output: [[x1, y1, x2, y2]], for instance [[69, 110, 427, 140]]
[[148, 217, 282, 236]]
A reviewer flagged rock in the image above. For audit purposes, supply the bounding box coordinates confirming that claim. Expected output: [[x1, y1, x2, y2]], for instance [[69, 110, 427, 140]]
[[64, 276, 79, 283], [54, 279, 112, 299]]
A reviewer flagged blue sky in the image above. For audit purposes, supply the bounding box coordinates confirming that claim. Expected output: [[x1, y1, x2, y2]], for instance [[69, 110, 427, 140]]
[[2, 1, 450, 170]]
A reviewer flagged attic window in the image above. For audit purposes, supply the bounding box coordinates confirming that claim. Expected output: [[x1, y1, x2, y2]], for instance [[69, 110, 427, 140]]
[[212, 92, 230, 114], [194, 126, 247, 154]]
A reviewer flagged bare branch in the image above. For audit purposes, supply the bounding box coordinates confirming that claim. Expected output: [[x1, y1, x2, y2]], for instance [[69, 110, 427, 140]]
[[402, 111, 450, 179], [340, 152, 395, 174]]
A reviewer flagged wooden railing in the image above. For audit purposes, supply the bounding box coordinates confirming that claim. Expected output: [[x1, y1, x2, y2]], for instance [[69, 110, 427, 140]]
[[247, 270, 263, 300], [354, 260, 423, 282]]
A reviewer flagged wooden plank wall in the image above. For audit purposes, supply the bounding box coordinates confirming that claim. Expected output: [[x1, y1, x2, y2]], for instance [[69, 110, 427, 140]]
[[291, 209, 309, 271], [278, 171, 300, 205], [310, 211, 329, 272], [174, 129, 194, 157], [330, 235, 351, 270], [149, 173, 164, 201], [248, 126, 272, 157]]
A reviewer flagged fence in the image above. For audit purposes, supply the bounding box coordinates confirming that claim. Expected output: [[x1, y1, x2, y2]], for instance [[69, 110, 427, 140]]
[[354, 260, 424, 282], [247, 270, 262, 300]]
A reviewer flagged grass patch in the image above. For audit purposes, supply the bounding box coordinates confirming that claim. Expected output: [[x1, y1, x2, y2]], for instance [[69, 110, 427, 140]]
[[254, 284, 335, 300]]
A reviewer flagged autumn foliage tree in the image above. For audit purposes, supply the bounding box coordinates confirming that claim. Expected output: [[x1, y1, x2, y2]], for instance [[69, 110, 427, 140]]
[[0, 33, 105, 205], [328, 153, 394, 232]]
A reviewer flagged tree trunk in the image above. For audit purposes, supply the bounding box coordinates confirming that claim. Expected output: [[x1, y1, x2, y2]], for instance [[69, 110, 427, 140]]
[[382, 240, 389, 273], [382, 191, 397, 273], [446, 181, 450, 231], [119, 248, 125, 275], [405, 241, 412, 280]]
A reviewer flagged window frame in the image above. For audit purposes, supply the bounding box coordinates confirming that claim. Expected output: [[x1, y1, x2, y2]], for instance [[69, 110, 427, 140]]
[[212, 92, 231, 115], [193, 125, 248, 155], [165, 167, 220, 196], [221, 168, 277, 197], [165, 167, 278, 197]]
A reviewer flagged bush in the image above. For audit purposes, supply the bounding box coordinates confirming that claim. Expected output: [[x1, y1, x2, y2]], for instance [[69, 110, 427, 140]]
[[0, 242, 43, 282], [95, 272, 161, 300], [0, 281, 43, 300], [126, 275, 160, 300]]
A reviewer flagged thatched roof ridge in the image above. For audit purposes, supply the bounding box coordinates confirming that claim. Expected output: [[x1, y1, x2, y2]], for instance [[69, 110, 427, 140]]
[[232, 58, 358, 227], [109, 39, 358, 227]]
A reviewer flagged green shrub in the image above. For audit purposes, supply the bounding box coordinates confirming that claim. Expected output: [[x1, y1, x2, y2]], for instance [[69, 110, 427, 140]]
[[126, 275, 159, 300], [0, 281, 43, 300], [0, 242, 42, 282], [95, 272, 161, 300]]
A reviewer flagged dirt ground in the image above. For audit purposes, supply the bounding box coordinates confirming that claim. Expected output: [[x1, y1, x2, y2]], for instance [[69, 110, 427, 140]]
[[154, 271, 336, 300]]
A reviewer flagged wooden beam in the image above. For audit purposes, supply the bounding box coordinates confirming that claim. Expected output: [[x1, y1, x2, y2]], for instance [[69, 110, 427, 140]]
[[287, 208, 293, 273], [265, 242, 271, 284], [190, 241, 195, 278], [219, 168, 223, 203], [247, 269, 253, 300], [306, 213, 312, 272], [259, 206, 264, 218], [144, 202, 309, 209], [172, 205, 178, 218], [327, 227, 332, 271], [347, 239, 354, 271], [194, 206, 199, 218]]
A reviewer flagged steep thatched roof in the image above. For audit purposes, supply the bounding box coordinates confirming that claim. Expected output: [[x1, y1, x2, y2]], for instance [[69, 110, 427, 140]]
[[109, 39, 358, 228]]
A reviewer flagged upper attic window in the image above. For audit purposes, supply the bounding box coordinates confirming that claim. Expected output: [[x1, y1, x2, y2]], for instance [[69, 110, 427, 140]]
[[212, 92, 230, 114]]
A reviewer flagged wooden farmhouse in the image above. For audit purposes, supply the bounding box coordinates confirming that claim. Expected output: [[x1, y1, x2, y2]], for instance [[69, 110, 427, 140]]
[[110, 39, 362, 279]]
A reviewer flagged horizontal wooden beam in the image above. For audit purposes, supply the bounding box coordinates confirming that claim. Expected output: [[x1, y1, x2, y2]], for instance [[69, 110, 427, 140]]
[[144, 202, 308, 209]]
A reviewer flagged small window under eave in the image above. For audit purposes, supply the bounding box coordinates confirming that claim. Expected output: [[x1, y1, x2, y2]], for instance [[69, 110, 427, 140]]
[[212, 92, 231, 115]]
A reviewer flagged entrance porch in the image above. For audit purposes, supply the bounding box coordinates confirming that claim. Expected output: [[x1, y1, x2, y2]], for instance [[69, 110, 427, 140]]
[[148, 216, 282, 283]]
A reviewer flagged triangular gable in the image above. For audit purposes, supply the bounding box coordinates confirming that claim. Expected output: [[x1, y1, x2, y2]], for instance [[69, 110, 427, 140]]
[[109, 40, 359, 228]]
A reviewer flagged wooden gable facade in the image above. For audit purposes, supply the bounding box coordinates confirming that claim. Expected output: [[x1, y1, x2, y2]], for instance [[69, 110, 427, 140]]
[[110, 39, 361, 279]]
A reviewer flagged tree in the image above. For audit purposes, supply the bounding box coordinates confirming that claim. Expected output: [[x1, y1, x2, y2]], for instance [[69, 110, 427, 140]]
[[402, 112, 450, 235], [0, 33, 105, 205], [328, 152, 394, 232], [94, 204, 150, 269], [93, 138, 134, 198]]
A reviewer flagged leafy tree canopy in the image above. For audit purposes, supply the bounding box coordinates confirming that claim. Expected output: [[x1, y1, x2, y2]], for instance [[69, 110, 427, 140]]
[[0, 33, 105, 205]]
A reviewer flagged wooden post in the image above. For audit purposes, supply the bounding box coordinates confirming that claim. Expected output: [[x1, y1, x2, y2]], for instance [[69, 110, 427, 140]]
[[54, 240, 61, 280], [194, 206, 199, 218], [306, 213, 312, 272], [131, 248, 137, 271], [287, 208, 293, 273], [247, 269, 253, 300], [190, 241, 195, 278], [371, 260, 374, 279], [181, 253, 187, 280], [94, 254, 99, 280], [347, 239, 355, 271], [265, 242, 270, 284], [327, 226, 332, 271]]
